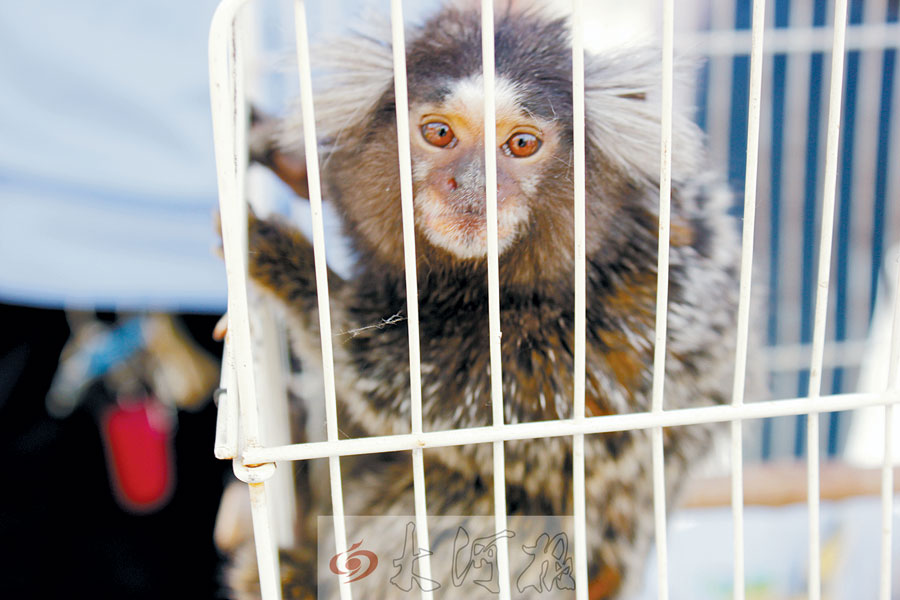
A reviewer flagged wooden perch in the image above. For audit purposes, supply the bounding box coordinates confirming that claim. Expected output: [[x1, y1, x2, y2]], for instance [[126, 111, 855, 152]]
[[682, 461, 900, 508]]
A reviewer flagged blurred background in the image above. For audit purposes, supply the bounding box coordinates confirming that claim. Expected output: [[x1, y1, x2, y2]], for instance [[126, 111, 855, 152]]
[[1, 0, 898, 599], [0, 1, 230, 598]]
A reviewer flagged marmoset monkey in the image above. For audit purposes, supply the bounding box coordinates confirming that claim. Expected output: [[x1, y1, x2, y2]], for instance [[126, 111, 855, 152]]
[[226, 2, 740, 598]]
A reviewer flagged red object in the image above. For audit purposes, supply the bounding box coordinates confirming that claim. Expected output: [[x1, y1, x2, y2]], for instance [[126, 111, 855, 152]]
[[101, 398, 175, 513]]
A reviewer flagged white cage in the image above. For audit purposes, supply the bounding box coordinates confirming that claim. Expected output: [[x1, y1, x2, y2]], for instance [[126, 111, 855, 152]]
[[208, 1, 900, 599]]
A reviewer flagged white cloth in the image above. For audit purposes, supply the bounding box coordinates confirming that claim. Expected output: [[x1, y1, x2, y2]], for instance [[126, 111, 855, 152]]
[[0, 1, 225, 311]]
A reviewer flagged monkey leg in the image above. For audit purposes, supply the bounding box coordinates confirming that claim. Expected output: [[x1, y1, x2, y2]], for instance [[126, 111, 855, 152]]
[[588, 565, 623, 599], [224, 451, 632, 600], [225, 542, 317, 600]]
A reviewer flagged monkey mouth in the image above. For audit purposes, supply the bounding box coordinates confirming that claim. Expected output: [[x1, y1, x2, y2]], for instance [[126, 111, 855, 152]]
[[417, 193, 527, 259]]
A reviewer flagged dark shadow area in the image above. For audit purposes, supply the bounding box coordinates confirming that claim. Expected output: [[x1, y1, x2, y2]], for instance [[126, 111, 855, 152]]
[[0, 303, 230, 599]]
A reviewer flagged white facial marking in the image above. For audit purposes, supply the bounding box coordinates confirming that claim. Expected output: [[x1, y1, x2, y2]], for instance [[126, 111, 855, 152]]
[[448, 75, 524, 123], [417, 187, 530, 259], [413, 75, 539, 259]]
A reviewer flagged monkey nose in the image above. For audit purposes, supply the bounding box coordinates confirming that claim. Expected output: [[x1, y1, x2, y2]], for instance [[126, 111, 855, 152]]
[[451, 158, 486, 192]]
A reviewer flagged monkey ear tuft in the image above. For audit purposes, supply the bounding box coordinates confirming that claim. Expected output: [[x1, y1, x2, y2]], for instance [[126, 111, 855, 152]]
[[584, 47, 706, 183], [314, 19, 395, 146], [273, 10, 394, 155]]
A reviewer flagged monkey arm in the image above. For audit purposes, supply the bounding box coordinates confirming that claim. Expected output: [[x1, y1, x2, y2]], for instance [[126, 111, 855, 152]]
[[247, 211, 345, 328]]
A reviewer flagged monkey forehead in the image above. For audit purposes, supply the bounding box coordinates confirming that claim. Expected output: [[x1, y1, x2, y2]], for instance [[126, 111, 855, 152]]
[[414, 75, 549, 136], [404, 8, 574, 122]]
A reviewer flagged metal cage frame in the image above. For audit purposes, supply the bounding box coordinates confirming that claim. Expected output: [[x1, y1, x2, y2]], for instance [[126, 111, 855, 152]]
[[208, 1, 900, 599]]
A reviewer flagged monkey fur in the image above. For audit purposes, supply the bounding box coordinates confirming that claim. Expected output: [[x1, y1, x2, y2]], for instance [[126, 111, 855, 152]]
[[227, 2, 740, 598]]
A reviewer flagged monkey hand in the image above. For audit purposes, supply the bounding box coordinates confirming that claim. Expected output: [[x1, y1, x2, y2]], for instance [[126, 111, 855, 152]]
[[250, 106, 310, 200]]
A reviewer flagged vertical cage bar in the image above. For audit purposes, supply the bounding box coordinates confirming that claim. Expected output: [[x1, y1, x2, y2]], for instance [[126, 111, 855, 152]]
[[390, 0, 434, 595], [215, 339, 239, 460], [881, 403, 895, 600], [480, 1, 511, 597], [882, 256, 900, 600], [869, 0, 895, 320], [245, 0, 298, 550], [570, 0, 588, 597], [806, 0, 849, 598], [652, 0, 675, 416], [651, 1, 675, 599], [209, 3, 282, 598], [795, 0, 828, 457], [211, 0, 260, 453], [769, 0, 812, 450], [731, 0, 768, 598], [254, 299, 298, 549], [241, 10, 281, 599], [247, 480, 284, 600], [292, 1, 352, 598]]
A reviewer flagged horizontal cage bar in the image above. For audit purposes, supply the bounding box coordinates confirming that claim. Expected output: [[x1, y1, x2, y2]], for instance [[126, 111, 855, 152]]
[[242, 391, 900, 465]]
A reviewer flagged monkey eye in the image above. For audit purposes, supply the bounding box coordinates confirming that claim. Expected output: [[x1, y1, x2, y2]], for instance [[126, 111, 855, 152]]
[[503, 132, 541, 158], [421, 121, 457, 148]]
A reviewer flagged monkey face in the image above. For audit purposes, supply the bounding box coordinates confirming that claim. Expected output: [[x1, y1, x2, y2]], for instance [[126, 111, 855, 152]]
[[320, 8, 587, 277], [409, 76, 562, 261]]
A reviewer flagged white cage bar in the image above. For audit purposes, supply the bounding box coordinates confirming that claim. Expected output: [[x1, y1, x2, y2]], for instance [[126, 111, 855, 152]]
[[390, 0, 435, 595], [292, 1, 354, 598], [804, 2, 849, 598], [884, 258, 900, 600], [648, 0, 675, 597], [570, 0, 589, 597], [730, 0, 768, 597], [480, 2, 513, 596], [208, 1, 900, 600], [209, 3, 282, 599]]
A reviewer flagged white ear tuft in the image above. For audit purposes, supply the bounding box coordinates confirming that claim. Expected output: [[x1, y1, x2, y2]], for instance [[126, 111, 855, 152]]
[[274, 10, 396, 154], [585, 47, 706, 184]]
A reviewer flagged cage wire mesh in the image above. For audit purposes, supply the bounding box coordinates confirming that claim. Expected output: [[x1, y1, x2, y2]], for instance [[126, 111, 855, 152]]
[[208, 0, 900, 598]]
